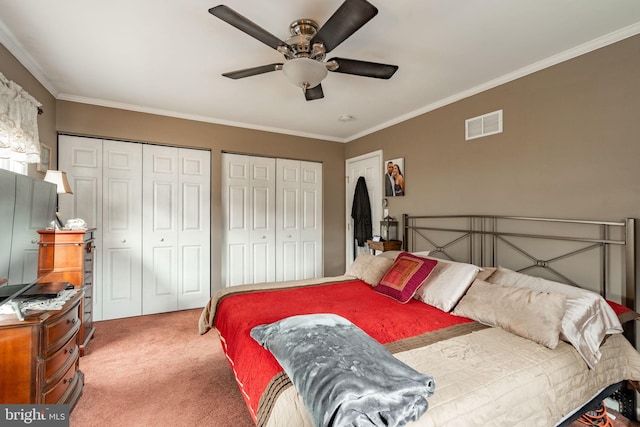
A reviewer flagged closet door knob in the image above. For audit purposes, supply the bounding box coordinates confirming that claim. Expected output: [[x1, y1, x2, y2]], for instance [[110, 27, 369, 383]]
[[160, 238, 164, 242], [122, 239, 127, 243]]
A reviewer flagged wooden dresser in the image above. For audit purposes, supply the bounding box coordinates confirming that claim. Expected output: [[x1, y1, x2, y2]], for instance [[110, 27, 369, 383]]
[[38, 229, 96, 355], [0, 287, 84, 406]]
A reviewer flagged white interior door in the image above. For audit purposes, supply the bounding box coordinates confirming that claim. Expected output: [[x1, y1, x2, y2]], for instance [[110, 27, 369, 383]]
[[222, 153, 276, 287], [222, 154, 249, 286], [250, 158, 276, 283], [142, 144, 179, 315], [177, 148, 211, 309], [58, 135, 104, 320], [345, 151, 383, 267], [276, 159, 300, 282], [275, 159, 323, 281], [102, 140, 143, 320], [299, 161, 323, 279]]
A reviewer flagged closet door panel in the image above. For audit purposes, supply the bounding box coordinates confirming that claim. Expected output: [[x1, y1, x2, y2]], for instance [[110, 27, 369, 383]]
[[142, 145, 178, 315], [281, 241, 298, 281], [59, 136, 103, 320], [227, 243, 247, 286], [222, 154, 275, 287], [300, 161, 323, 279], [177, 148, 211, 309], [276, 159, 300, 281], [102, 140, 142, 320], [302, 241, 319, 279], [251, 186, 273, 283], [249, 159, 276, 284], [108, 249, 138, 300], [222, 154, 251, 287]]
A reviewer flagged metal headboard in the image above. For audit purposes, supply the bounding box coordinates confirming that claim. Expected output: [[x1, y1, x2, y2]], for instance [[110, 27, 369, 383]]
[[403, 214, 637, 342]]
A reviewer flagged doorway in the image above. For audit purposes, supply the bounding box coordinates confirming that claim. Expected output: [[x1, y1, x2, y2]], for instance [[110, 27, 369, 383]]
[[345, 150, 383, 267]]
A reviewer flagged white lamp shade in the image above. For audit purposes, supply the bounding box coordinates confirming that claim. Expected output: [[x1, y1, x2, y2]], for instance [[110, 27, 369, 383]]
[[282, 58, 328, 89], [44, 170, 73, 194]]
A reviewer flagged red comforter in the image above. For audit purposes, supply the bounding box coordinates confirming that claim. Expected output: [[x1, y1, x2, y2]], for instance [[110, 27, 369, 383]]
[[213, 279, 473, 422]]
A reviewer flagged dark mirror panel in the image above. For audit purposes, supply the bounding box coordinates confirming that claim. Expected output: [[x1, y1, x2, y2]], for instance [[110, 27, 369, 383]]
[[0, 169, 56, 305], [0, 169, 16, 283]]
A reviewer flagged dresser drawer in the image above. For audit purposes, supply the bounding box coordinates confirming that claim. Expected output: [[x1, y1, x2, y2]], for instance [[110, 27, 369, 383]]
[[43, 303, 80, 355], [43, 356, 80, 404], [44, 339, 79, 387]]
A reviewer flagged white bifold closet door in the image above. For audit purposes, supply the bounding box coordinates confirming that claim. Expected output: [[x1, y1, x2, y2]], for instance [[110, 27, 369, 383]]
[[142, 145, 211, 315], [58, 135, 211, 320], [222, 153, 322, 287], [276, 158, 323, 281], [103, 140, 144, 319], [222, 154, 276, 287]]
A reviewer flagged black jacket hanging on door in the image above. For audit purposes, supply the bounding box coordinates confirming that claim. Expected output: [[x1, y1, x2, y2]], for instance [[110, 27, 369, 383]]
[[351, 176, 372, 247]]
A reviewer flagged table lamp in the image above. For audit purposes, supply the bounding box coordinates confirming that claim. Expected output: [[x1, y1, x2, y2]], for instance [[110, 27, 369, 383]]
[[43, 170, 73, 229]]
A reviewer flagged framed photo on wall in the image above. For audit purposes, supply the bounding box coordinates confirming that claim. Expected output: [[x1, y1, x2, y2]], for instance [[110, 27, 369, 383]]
[[384, 157, 405, 197], [38, 143, 51, 172]]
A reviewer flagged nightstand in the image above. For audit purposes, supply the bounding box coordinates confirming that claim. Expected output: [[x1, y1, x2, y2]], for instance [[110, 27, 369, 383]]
[[366, 239, 403, 254]]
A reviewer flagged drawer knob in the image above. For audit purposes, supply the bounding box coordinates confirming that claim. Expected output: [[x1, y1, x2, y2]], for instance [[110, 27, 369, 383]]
[[64, 377, 74, 384], [68, 318, 77, 324]]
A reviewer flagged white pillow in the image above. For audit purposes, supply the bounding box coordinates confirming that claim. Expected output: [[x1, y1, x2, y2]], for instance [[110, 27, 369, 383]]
[[487, 266, 623, 369], [345, 253, 394, 286], [453, 279, 567, 349], [413, 256, 480, 312]]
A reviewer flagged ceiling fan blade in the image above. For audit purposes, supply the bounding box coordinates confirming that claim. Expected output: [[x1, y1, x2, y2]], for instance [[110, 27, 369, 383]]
[[222, 63, 283, 79], [329, 57, 398, 79], [310, 0, 378, 53], [209, 5, 289, 51], [305, 84, 324, 101]]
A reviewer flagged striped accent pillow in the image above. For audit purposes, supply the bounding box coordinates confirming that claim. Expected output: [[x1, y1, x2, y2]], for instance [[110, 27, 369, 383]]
[[374, 252, 438, 303]]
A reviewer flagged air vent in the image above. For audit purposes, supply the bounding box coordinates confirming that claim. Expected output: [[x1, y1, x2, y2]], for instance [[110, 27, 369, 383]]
[[465, 109, 503, 140]]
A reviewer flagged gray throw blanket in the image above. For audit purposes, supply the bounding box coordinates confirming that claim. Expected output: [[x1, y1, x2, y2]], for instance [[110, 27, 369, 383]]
[[250, 314, 436, 427]]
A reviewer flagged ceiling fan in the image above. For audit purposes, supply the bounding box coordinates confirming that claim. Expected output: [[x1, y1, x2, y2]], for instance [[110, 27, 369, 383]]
[[208, 0, 399, 101]]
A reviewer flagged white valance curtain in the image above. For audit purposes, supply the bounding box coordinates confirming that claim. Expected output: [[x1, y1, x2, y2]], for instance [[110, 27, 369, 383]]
[[0, 72, 41, 164]]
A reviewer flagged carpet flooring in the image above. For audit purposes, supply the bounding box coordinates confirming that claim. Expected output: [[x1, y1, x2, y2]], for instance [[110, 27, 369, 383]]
[[70, 308, 254, 427], [70, 308, 638, 427]]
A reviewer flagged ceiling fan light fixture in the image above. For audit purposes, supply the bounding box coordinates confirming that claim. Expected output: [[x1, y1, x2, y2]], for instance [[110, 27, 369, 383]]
[[282, 58, 328, 90]]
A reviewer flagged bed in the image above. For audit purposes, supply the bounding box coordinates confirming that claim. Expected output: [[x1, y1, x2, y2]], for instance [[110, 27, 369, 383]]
[[199, 214, 640, 426]]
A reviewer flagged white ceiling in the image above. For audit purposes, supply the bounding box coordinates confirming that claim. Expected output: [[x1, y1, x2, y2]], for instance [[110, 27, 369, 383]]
[[1, 1, 639, 143]]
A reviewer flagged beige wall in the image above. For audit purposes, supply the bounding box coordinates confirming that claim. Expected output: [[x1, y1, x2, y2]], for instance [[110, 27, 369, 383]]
[[3, 33, 640, 293], [346, 34, 640, 225]]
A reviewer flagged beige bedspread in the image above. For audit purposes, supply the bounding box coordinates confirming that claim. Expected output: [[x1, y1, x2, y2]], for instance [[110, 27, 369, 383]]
[[262, 328, 640, 427], [199, 277, 640, 427]]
